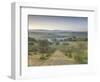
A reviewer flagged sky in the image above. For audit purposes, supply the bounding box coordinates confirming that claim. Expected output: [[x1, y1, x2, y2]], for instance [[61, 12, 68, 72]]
[[28, 15, 88, 32]]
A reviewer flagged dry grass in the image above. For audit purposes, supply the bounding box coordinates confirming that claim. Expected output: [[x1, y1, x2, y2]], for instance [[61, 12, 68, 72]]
[[28, 50, 77, 66]]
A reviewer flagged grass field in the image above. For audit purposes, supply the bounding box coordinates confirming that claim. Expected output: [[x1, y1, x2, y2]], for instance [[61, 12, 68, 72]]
[[28, 39, 88, 66]]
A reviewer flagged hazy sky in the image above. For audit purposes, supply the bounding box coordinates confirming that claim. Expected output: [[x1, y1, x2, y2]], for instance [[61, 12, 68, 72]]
[[28, 15, 88, 32]]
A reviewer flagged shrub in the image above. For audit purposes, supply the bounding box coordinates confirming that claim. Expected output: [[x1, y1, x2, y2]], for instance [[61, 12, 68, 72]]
[[62, 42, 69, 45], [40, 55, 46, 60], [56, 42, 60, 45], [28, 52, 32, 56], [37, 40, 56, 60]]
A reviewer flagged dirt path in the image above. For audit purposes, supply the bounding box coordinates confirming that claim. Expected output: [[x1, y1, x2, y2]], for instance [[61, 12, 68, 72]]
[[41, 50, 76, 65], [28, 50, 76, 66]]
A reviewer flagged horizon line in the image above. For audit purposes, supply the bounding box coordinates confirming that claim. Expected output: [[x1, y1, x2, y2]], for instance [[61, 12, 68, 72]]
[[28, 29, 87, 32]]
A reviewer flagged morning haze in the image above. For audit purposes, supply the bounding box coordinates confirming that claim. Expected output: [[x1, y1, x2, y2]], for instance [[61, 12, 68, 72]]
[[28, 15, 88, 32]]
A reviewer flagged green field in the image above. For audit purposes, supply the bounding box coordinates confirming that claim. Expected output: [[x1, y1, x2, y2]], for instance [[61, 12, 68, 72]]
[[28, 30, 88, 66]]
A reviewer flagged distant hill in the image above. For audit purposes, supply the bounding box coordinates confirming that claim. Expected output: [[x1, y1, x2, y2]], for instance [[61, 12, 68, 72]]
[[29, 29, 87, 33], [28, 29, 87, 40]]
